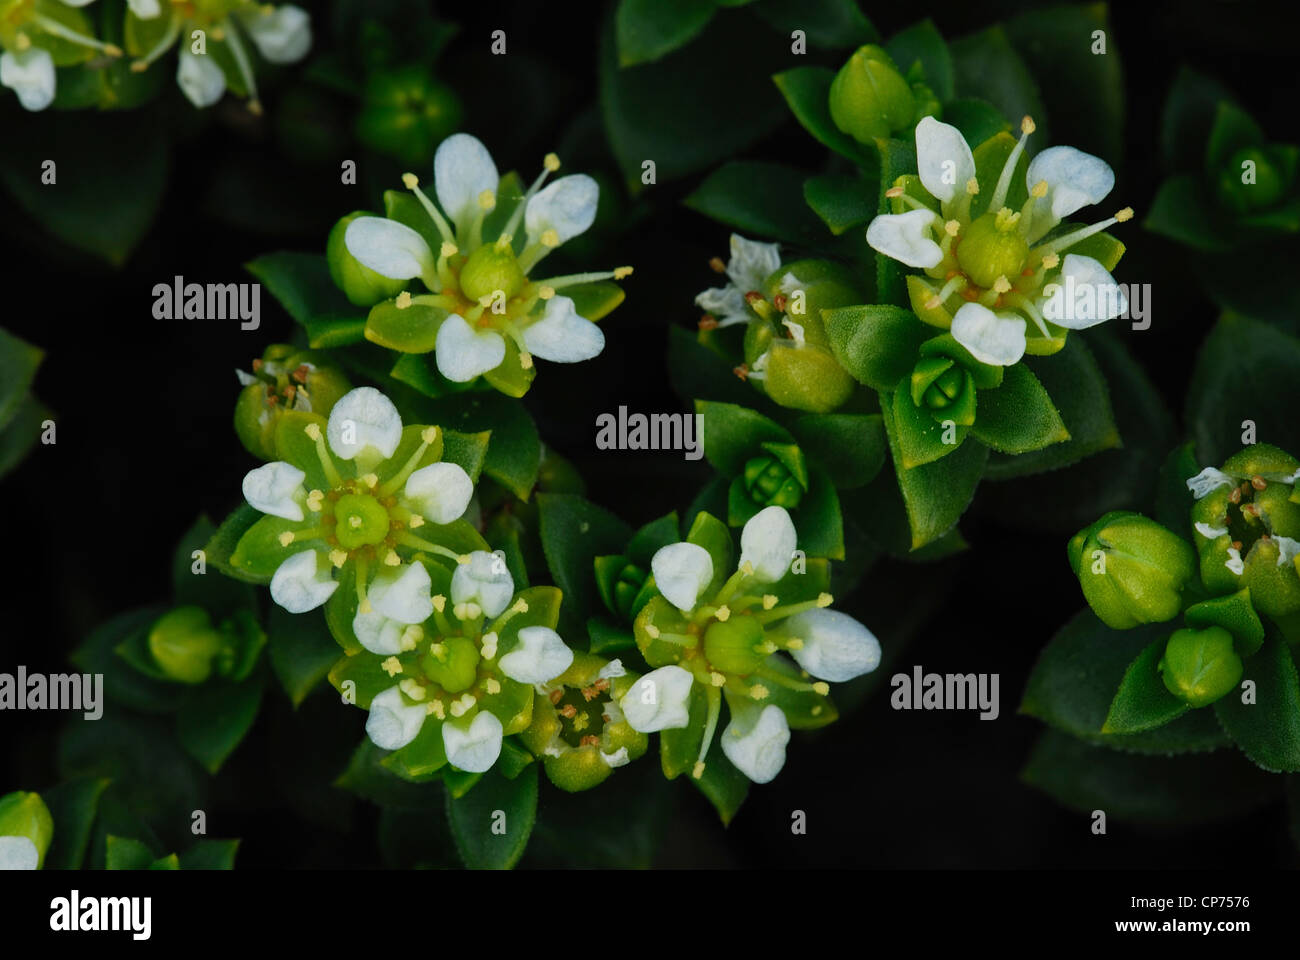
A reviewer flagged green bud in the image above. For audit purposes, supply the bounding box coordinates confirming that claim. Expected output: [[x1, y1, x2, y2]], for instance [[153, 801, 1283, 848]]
[[956, 209, 1031, 289], [459, 243, 525, 303], [421, 636, 480, 694], [910, 355, 977, 426], [328, 211, 407, 307], [333, 493, 391, 550], [762, 259, 864, 347], [1217, 146, 1289, 215], [703, 615, 766, 675], [759, 341, 855, 413], [234, 345, 350, 461], [355, 66, 463, 169], [0, 791, 54, 870], [828, 45, 916, 144], [612, 561, 649, 621], [1158, 626, 1243, 708], [743, 455, 804, 509], [148, 606, 225, 685], [1068, 512, 1196, 630]]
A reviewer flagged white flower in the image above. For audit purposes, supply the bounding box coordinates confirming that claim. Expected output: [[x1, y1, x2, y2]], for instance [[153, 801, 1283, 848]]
[[450, 550, 514, 619], [915, 116, 976, 205], [781, 609, 881, 682], [442, 710, 503, 772], [650, 542, 713, 613], [402, 461, 473, 524], [1186, 467, 1236, 500], [352, 563, 433, 655], [620, 665, 694, 733], [177, 49, 225, 109], [366, 686, 427, 750], [241, 462, 306, 522], [525, 174, 599, 246], [434, 133, 500, 234], [344, 217, 435, 280], [270, 549, 339, 613], [0, 836, 39, 871], [865, 209, 942, 269], [498, 626, 573, 684], [521, 295, 605, 364], [950, 302, 1027, 367], [720, 705, 790, 784], [1038, 253, 1127, 330], [1026, 146, 1115, 223], [0, 47, 55, 112], [239, 4, 311, 64], [738, 506, 797, 583], [694, 234, 782, 327], [327, 386, 402, 462], [434, 313, 507, 382]]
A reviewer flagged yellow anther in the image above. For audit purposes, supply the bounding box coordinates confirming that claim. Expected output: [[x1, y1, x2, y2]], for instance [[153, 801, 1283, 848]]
[[749, 684, 769, 700], [538, 285, 555, 300], [544, 152, 561, 172], [425, 700, 442, 717], [692, 761, 706, 780], [816, 592, 833, 608], [994, 207, 1021, 230], [104, 43, 124, 57], [759, 641, 778, 655], [613, 266, 634, 280], [362, 473, 379, 488], [449, 698, 469, 718], [541, 229, 560, 248], [478, 189, 496, 210], [360, 599, 372, 614], [421, 426, 439, 444], [710, 672, 726, 687], [512, 598, 529, 613], [762, 595, 777, 610], [381, 657, 402, 677], [429, 642, 447, 659], [399, 625, 422, 651], [480, 632, 498, 659], [884, 186, 904, 198], [329, 549, 348, 569], [401, 173, 419, 190], [1114, 207, 1134, 222], [477, 292, 497, 308], [1041, 252, 1060, 270], [739, 561, 754, 576], [399, 678, 426, 701], [1031, 179, 1049, 199], [992, 275, 1012, 294], [715, 605, 731, 622], [395, 291, 412, 310], [439, 241, 458, 258], [484, 677, 501, 695], [520, 352, 534, 370], [1020, 115, 1036, 135], [305, 423, 322, 441], [945, 219, 961, 237], [408, 514, 425, 528], [786, 638, 804, 650], [644, 624, 660, 639], [383, 550, 401, 567], [278, 531, 295, 547], [348, 515, 363, 529], [966, 178, 980, 195], [813, 681, 830, 696], [130, 60, 148, 72], [432, 594, 446, 612], [811, 705, 823, 716], [14, 33, 31, 51]]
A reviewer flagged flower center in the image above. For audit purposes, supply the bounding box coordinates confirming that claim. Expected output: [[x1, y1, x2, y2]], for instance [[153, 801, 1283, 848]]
[[703, 615, 767, 675], [333, 493, 391, 550], [552, 687, 608, 748], [955, 209, 1030, 289], [459, 243, 525, 302]]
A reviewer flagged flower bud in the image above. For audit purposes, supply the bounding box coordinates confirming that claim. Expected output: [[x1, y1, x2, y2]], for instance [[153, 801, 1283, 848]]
[[420, 636, 480, 694], [148, 606, 226, 685], [235, 345, 351, 461], [610, 561, 649, 621], [1068, 512, 1196, 629], [355, 66, 463, 169], [0, 791, 53, 870], [703, 616, 767, 675], [743, 454, 804, 509], [1158, 626, 1242, 708], [1217, 146, 1289, 215], [328, 211, 407, 307], [828, 45, 916, 144], [758, 341, 856, 413]]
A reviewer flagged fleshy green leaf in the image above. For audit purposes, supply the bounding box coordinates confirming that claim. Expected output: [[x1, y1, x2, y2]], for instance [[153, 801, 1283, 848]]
[[42, 778, 109, 871], [790, 412, 886, 488], [825, 304, 927, 392], [615, 0, 717, 66], [565, 281, 625, 322], [445, 764, 538, 869], [886, 17, 954, 100], [692, 738, 749, 825], [773, 66, 874, 165], [246, 252, 356, 326], [537, 494, 633, 636], [753, 0, 877, 49], [1214, 635, 1300, 773], [684, 160, 827, 243], [697, 400, 793, 475], [971, 363, 1069, 454], [949, 26, 1049, 148], [267, 603, 342, 708], [1102, 638, 1190, 735], [176, 673, 265, 774], [804, 172, 877, 235], [176, 839, 241, 870]]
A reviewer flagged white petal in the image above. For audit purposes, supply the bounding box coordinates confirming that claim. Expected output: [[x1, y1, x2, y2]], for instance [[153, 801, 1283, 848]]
[[1037, 254, 1127, 330], [352, 608, 406, 655], [242, 4, 312, 64], [434, 133, 499, 232], [127, 0, 162, 16], [950, 302, 1026, 367], [598, 659, 626, 680], [343, 216, 433, 281], [865, 210, 942, 269], [1225, 547, 1245, 576], [442, 711, 503, 772], [177, 50, 226, 108], [241, 461, 306, 521], [1194, 522, 1228, 540], [1027, 145, 1114, 221], [739, 506, 797, 583], [525, 174, 598, 244], [782, 609, 881, 682], [403, 462, 473, 524], [721, 705, 790, 784], [915, 116, 975, 204], [521, 295, 604, 363], [499, 626, 574, 684], [726, 234, 781, 292], [1186, 467, 1235, 500], [650, 542, 713, 612], [270, 550, 338, 614], [0, 48, 55, 112], [619, 665, 694, 733], [366, 686, 426, 750], [450, 550, 515, 618], [434, 313, 506, 382], [600, 747, 630, 768], [371, 562, 433, 624], [694, 285, 748, 325], [0, 836, 38, 870], [327, 386, 402, 461], [1274, 536, 1300, 567]]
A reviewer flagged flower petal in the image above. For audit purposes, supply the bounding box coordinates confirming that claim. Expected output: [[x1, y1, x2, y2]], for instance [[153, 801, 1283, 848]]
[[499, 626, 574, 684], [738, 505, 797, 583], [525, 174, 598, 244], [782, 609, 881, 682], [1, 48, 55, 112], [865, 210, 942, 269], [694, 285, 748, 325], [650, 542, 714, 612], [0, 836, 39, 870], [371, 562, 433, 624], [343, 216, 434, 281], [365, 686, 426, 750], [1186, 467, 1235, 500], [521, 295, 604, 363], [619, 665, 695, 733], [915, 116, 975, 204], [601, 747, 631, 768], [1037, 254, 1127, 330], [434, 133, 499, 232], [434, 313, 506, 382], [726, 234, 781, 292], [241, 461, 306, 521], [127, 0, 162, 16], [950, 302, 1027, 367], [403, 462, 473, 524], [327, 386, 403, 461], [721, 704, 790, 784], [1027, 145, 1114, 221], [176, 49, 226, 108], [450, 550, 515, 618], [241, 4, 312, 64], [270, 550, 338, 614], [442, 711, 503, 772], [351, 608, 406, 655]]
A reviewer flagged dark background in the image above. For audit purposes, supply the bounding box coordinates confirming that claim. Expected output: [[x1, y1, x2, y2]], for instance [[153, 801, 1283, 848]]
[[3, 0, 1298, 868]]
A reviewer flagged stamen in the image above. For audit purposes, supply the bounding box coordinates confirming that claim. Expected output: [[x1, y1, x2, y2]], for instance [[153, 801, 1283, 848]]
[[532, 268, 632, 290], [1032, 209, 1133, 258], [303, 423, 343, 488], [397, 532, 464, 563], [925, 274, 968, 310], [989, 116, 1035, 212], [693, 685, 723, 778], [400, 174, 456, 244], [33, 14, 122, 56], [220, 23, 261, 114], [377, 426, 440, 496], [130, 11, 182, 70], [394, 291, 412, 310]]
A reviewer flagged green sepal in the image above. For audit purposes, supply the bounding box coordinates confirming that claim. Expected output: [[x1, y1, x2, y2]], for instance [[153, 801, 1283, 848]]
[[917, 334, 1003, 388], [971, 363, 1069, 454], [364, 300, 446, 353], [1102, 637, 1191, 735], [328, 652, 396, 710], [565, 281, 625, 322], [382, 719, 448, 782], [229, 515, 318, 582], [683, 511, 733, 596], [1185, 589, 1265, 656], [891, 385, 966, 469]]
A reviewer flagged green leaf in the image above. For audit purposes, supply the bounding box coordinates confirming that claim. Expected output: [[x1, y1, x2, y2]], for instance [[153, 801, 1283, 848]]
[[440, 428, 491, 485], [890, 385, 965, 468], [587, 616, 637, 656], [616, 0, 717, 66], [0, 395, 47, 480], [1205, 101, 1266, 178], [941, 98, 1009, 148], [804, 173, 877, 236], [177, 839, 240, 870], [0, 327, 43, 430], [42, 778, 109, 870], [1102, 638, 1190, 734], [692, 737, 749, 825], [245, 252, 355, 325], [886, 18, 953, 101], [365, 300, 445, 353], [1214, 636, 1300, 772], [984, 337, 1118, 479], [1021, 609, 1229, 754], [445, 764, 539, 869], [1022, 729, 1276, 825], [203, 504, 265, 584], [1145, 175, 1225, 252], [753, 0, 877, 48], [1185, 590, 1265, 657], [173, 515, 254, 619], [684, 511, 734, 595], [303, 315, 368, 349], [949, 26, 1049, 148], [825, 304, 927, 392], [70, 605, 188, 715], [772, 67, 874, 165], [566, 281, 625, 322], [971, 363, 1068, 454], [537, 494, 633, 634], [176, 673, 265, 774], [668, 324, 768, 408], [1187, 314, 1300, 466], [684, 161, 827, 243], [423, 394, 540, 498], [1160, 66, 1234, 170], [267, 604, 342, 707], [697, 400, 793, 475], [795, 470, 844, 559], [790, 412, 886, 488], [105, 835, 156, 871], [335, 739, 440, 809]]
